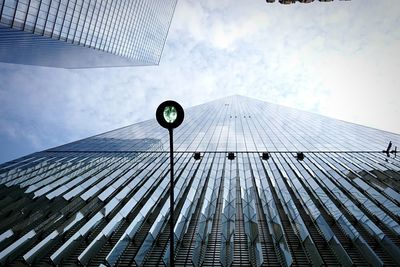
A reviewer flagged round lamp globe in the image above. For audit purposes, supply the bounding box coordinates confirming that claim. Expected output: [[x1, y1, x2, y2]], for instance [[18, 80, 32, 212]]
[[156, 100, 184, 129]]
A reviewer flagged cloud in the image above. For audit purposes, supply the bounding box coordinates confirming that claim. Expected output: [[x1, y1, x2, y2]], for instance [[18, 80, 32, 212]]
[[171, 0, 270, 49]]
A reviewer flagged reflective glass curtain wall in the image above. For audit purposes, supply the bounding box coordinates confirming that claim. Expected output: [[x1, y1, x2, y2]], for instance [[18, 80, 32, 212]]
[[0, 0, 177, 68], [0, 96, 399, 266]]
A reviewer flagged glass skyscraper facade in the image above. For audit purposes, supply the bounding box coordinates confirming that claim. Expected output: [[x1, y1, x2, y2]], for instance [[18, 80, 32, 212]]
[[0, 95, 399, 266], [0, 0, 177, 68]]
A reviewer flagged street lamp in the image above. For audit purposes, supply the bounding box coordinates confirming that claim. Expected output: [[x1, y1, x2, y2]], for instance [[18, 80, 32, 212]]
[[156, 100, 184, 267]]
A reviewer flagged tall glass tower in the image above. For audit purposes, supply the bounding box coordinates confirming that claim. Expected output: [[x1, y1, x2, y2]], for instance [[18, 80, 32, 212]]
[[0, 0, 177, 68], [0, 95, 399, 266]]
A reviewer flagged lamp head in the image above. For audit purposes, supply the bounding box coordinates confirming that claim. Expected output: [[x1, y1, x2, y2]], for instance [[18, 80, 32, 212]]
[[156, 100, 184, 129]]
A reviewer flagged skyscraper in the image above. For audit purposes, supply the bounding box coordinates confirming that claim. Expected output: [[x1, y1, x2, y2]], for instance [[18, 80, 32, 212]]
[[0, 0, 177, 68], [0, 95, 399, 266], [266, 0, 350, 4]]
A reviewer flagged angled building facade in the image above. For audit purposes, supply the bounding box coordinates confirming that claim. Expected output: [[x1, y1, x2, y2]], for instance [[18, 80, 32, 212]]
[[0, 0, 177, 68], [0, 95, 400, 266]]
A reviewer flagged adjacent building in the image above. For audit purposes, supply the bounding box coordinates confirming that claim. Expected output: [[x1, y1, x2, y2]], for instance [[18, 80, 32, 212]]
[[0, 95, 399, 266], [0, 0, 177, 68], [266, 0, 350, 4]]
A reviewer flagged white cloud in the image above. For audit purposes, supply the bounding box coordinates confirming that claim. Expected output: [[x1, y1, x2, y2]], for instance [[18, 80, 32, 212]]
[[171, 0, 270, 49]]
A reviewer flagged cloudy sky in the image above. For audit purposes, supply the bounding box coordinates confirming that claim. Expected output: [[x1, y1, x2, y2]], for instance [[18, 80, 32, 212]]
[[0, 0, 399, 163]]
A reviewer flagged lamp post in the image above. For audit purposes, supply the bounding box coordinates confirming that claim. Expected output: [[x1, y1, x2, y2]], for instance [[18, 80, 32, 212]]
[[156, 100, 184, 267]]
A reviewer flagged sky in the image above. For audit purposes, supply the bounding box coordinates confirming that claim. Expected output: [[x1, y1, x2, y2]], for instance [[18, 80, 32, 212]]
[[0, 0, 400, 163]]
